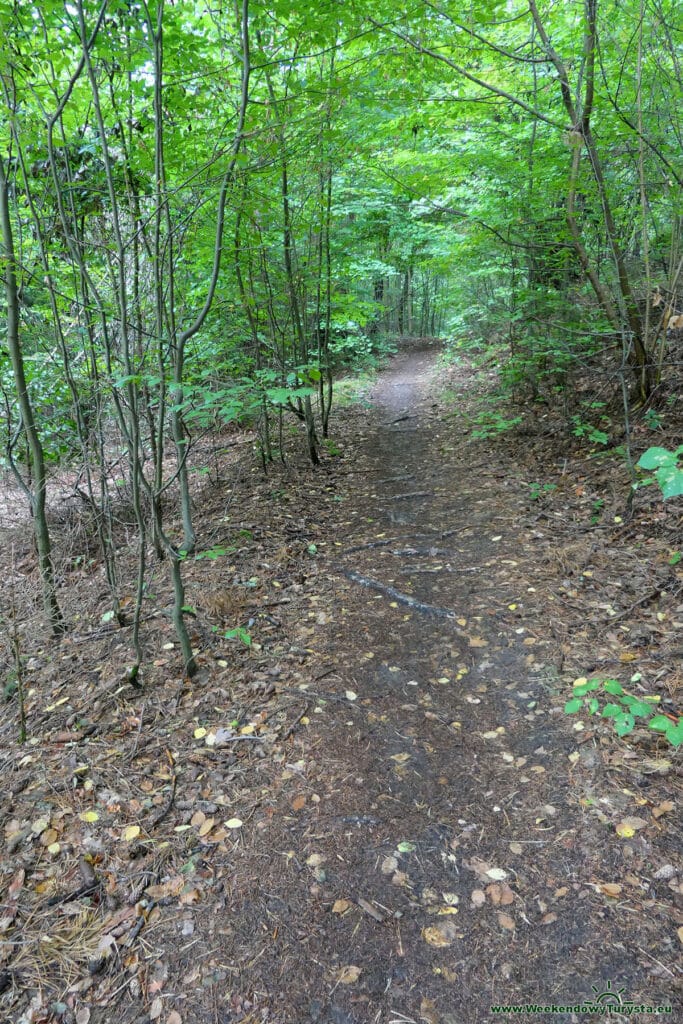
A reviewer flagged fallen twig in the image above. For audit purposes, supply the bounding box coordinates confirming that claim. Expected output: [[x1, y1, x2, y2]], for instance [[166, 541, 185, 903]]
[[338, 567, 459, 622]]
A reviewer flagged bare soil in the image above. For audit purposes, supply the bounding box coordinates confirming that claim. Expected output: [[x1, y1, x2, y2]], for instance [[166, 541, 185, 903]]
[[0, 341, 681, 1024]]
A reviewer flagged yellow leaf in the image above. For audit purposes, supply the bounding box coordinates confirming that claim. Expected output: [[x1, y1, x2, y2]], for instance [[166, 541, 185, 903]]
[[47, 842, 61, 855], [468, 636, 488, 648], [225, 818, 243, 829], [573, 677, 587, 688], [337, 965, 362, 984], [616, 822, 635, 838], [391, 752, 411, 763], [123, 825, 141, 842], [193, 727, 207, 739], [332, 899, 351, 914], [423, 926, 453, 947], [79, 811, 99, 823], [619, 652, 637, 663]]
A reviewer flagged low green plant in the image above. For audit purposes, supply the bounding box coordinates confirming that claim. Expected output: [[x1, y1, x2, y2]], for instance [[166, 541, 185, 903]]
[[571, 415, 609, 446], [469, 410, 523, 439], [565, 676, 683, 746], [529, 481, 557, 501], [637, 446, 683, 500]]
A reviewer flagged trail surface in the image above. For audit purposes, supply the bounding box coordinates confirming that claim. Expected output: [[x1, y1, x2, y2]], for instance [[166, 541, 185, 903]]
[[213, 343, 678, 1023], [2, 343, 679, 1024]]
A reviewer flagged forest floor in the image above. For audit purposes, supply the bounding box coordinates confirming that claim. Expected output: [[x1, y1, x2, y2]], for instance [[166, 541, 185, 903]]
[[1, 341, 682, 1024]]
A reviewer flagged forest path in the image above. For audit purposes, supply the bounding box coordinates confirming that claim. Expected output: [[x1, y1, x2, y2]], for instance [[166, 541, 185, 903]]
[[8, 343, 677, 1024], [213, 342, 676, 1023]]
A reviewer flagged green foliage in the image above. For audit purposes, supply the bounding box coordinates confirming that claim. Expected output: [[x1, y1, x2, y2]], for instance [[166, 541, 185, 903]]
[[529, 481, 558, 501], [637, 447, 683, 500], [565, 677, 682, 746]]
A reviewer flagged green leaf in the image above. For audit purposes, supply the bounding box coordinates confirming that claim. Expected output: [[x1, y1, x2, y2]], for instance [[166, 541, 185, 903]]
[[637, 447, 677, 470], [648, 715, 673, 733], [601, 703, 622, 718], [588, 698, 600, 715], [603, 679, 624, 696], [614, 712, 635, 737], [564, 698, 583, 714], [663, 721, 683, 747]]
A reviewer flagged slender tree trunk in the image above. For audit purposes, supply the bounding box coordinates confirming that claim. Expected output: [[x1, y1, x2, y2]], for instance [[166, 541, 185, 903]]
[[0, 160, 64, 636]]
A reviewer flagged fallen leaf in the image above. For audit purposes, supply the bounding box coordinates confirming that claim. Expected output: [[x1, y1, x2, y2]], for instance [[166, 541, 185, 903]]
[[652, 800, 675, 819], [423, 925, 454, 947], [509, 842, 523, 855], [391, 752, 411, 763], [345, 690, 358, 701], [306, 854, 325, 867], [397, 841, 415, 853], [332, 899, 351, 915], [620, 816, 648, 830], [167, 1013, 182, 1024], [486, 867, 508, 881], [381, 856, 398, 875], [225, 818, 243, 829], [75, 1010, 91, 1024], [291, 795, 306, 811], [123, 825, 141, 842], [198, 818, 215, 837], [497, 912, 515, 931], [541, 912, 558, 925], [598, 883, 623, 897], [471, 889, 486, 907], [150, 996, 163, 1020], [337, 965, 362, 984], [468, 637, 488, 648], [79, 811, 99, 823]]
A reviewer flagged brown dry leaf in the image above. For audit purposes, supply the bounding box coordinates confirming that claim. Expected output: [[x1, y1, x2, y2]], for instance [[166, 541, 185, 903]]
[[420, 997, 439, 1024], [486, 883, 503, 906], [554, 886, 569, 898], [8, 870, 25, 900], [620, 816, 648, 830], [332, 899, 351, 915], [337, 965, 362, 985], [468, 636, 488, 648], [167, 1013, 182, 1024], [499, 884, 514, 906], [150, 997, 163, 1021], [509, 842, 523, 855], [291, 795, 306, 812], [198, 818, 215, 837], [471, 889, 486, 908], [541, 912, 558, 925], [145, 876, 185, 900], [75, 1010, 91, 1024], [381, 855, 398, 875], [391, 871, 409, 887], [652, 800, 675, 819], [677, 926, 683, 945], [497, 912, 515, 931], [190, 811, 205, 828], [423, 924, 455, 948], [599, 883, 623, 897], [390, 752, 411, 764]]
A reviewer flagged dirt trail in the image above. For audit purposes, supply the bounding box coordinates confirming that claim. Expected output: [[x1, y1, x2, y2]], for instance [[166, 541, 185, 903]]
[[3, 344, 678, 1024], [215, 344, 678, 1023]]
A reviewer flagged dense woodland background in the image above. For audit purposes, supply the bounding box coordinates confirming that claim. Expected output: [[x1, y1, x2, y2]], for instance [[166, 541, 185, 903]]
[[1, 0, 682, 675]]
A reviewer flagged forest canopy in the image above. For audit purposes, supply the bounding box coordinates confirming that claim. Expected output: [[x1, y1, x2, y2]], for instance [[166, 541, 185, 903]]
[[1, 0, 682, 665]]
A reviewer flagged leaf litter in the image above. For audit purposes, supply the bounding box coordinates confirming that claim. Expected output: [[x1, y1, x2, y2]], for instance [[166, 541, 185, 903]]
[[0, 340, 680, 1023]]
